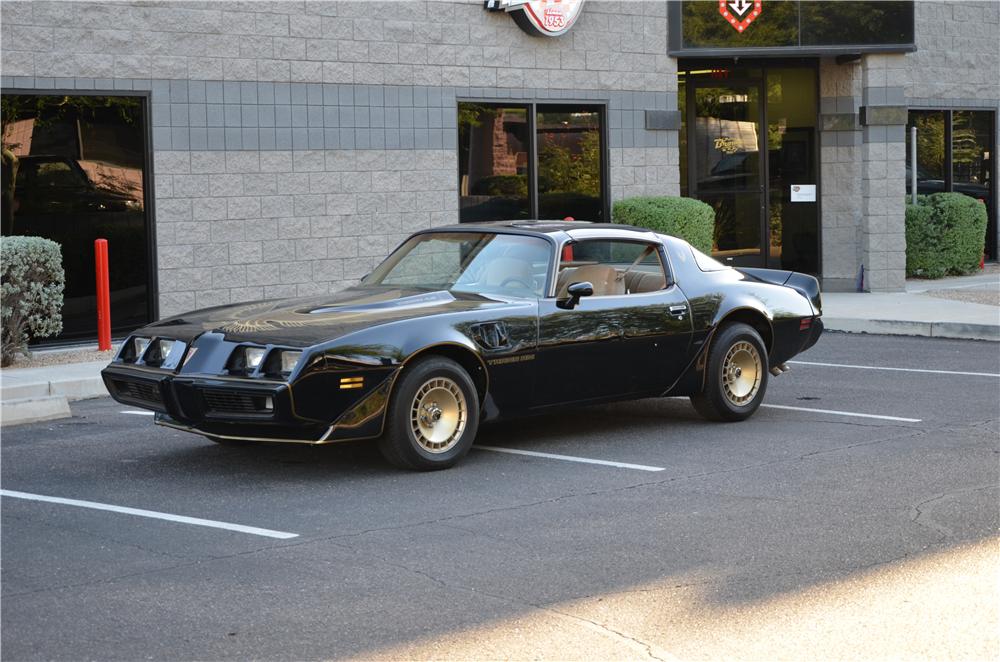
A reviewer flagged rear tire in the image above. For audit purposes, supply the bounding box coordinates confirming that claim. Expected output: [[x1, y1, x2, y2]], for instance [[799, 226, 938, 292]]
[[378, 356, 479, 471], [690, 322, 769, 422]]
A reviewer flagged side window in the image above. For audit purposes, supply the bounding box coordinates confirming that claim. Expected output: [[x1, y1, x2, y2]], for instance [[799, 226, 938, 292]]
[[555, 240, 668, 297]]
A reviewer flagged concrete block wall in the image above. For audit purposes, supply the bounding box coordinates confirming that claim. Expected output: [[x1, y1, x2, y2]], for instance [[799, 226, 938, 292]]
[[2, 0, 678, 318], [818, 58, 863, 292], [860, 54, 908, 293], [907, 1, 1000, 106]]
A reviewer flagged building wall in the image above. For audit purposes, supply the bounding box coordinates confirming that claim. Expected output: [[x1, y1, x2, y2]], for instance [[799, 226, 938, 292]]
[[2, 1, 997, 304], [818, 2, 999, 291], [907, 0, 1000, 107], [1, 0, 678, 317]]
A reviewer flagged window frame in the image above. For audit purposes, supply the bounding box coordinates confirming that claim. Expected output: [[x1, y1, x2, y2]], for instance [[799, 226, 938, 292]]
[[548, 238, 673, 299], [907, 106, 998, 260], [456, 98, 610, 224], [0, 86, 159, 337]]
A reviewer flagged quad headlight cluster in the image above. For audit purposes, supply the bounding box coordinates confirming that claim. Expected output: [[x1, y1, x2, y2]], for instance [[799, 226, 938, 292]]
[[123, 336, 187, 369], [230, 346, 302, 378], [122, 335, 302, 379]]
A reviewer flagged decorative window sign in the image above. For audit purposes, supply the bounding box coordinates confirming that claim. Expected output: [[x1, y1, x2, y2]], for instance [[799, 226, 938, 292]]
[[719, 0, 762, 33]]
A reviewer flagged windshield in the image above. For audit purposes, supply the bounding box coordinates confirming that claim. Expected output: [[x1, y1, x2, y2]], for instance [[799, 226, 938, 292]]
[[365, 232, 552, 297]]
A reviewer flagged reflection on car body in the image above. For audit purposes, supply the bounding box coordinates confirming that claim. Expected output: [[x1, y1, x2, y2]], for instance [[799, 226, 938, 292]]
[[103, 221, 824, 471]]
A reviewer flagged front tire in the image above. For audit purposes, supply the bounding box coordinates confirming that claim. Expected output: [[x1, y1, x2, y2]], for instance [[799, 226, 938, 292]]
[[378, 356, 480, 470], [691, 322, 769, 422]]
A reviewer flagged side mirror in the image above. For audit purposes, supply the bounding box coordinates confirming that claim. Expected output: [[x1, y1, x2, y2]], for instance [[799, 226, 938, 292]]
[[557, 281, 594, 310]]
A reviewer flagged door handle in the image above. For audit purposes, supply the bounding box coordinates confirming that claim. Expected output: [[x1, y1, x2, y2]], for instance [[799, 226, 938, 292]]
[[668, 304, 688, 319]]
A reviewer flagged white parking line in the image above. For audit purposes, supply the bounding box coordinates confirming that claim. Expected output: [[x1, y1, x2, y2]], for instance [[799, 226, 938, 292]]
[[0, 490, 299, 540], [476, 446, 665, 472], [760, 404, 921, 423], [789, 360, 1000, 378], [121, 410, 155, 416]]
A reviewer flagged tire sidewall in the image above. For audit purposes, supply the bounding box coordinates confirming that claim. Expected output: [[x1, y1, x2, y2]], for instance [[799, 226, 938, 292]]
[[706, 323, 769, 421], [385, 357, 480, 469]]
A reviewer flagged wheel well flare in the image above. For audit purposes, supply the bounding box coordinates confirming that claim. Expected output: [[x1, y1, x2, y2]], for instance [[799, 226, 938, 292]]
[[719, 309, 773, 353], [404, 345, 488, 405]]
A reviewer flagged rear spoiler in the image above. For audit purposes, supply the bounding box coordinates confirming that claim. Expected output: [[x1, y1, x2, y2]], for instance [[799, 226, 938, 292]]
[[737, 267, 822, 315]]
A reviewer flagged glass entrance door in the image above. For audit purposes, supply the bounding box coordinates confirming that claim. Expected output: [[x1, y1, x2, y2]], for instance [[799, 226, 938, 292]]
[[688, 81, 765, 267], [680, 63, 820, 274]]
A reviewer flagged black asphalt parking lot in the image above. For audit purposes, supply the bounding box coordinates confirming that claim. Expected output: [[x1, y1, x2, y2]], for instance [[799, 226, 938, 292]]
[[3, 333, 999, 660]]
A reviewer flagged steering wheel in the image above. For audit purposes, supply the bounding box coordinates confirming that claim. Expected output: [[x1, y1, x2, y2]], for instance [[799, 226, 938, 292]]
[[499, 276, 534, 290]]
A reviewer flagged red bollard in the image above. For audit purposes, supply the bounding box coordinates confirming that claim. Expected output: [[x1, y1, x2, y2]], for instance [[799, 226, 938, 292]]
[[95, 238, 111, 351]]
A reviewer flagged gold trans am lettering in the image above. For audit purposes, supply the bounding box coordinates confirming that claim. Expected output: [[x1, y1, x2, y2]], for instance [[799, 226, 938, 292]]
[[486, 354, 536, 366]]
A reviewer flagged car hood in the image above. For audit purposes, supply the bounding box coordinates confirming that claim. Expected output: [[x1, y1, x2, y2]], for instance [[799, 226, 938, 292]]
[[142, 286, 514, 346]]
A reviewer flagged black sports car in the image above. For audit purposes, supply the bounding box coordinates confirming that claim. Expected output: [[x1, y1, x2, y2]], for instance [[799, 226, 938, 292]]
[[103, 221, 823, 470]]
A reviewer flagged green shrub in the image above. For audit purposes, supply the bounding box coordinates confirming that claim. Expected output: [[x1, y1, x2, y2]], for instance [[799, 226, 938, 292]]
[[905, 192, 987, 278], [611, 196, 715, 253], [1, 236, 65, 366]]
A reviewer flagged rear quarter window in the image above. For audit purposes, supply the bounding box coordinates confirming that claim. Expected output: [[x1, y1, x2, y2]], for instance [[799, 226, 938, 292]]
[[690, 246, 730, 272]]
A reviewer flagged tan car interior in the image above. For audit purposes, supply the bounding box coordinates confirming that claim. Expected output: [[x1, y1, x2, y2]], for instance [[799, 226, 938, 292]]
[[555, 264, 666, 297]]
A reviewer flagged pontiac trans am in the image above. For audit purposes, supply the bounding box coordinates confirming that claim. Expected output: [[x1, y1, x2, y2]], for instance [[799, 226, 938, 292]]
[[103, 221, 823, 470]]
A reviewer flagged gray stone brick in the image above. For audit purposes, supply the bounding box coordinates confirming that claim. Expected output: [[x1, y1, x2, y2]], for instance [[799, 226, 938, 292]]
[[243, 174, 278, 196], [230, 241, 263, 265], [209, 174, 243, 197], [228, 196, 263, 219], [193, 243, 230, 267], [293, 194, 326, 216]]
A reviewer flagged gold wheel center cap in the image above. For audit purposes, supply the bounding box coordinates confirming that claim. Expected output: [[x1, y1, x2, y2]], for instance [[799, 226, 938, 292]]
[[421, 403, 443, 425]]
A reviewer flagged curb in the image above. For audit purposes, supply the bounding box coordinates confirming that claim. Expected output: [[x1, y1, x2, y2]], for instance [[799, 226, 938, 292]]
[[1, 395, 73, 426], [824, 318, 1000, 342], [1, 363, 108, 427]]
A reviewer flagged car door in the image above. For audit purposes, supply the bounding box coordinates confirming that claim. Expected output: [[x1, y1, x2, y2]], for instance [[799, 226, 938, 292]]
[[532, 238, 693, 407]]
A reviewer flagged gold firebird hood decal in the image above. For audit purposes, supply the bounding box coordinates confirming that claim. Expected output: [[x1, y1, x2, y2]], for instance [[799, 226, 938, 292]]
[[210, 291, 459, 334]]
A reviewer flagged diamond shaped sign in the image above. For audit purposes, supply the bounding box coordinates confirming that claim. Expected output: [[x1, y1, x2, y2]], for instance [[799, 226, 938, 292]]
[[719, 0, 762, 33]]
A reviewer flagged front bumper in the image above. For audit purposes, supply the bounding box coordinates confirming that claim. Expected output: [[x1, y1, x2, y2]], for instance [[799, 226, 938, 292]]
[[102, 365, 329, 443]]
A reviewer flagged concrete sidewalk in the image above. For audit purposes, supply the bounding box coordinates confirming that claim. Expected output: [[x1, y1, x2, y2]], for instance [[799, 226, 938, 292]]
[[1, 270, 997, 427], [823, 271, 1000, 341], [1, 360, 109, 427]]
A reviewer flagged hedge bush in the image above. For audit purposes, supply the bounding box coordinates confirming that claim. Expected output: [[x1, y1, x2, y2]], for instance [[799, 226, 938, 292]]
[[905, 192, 987, 278], [611, 196, 715, 253], [1, 236, 65, 366]]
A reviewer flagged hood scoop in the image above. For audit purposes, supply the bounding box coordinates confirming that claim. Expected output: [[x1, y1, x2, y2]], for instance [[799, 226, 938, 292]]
[[308, 290, 455, 315]]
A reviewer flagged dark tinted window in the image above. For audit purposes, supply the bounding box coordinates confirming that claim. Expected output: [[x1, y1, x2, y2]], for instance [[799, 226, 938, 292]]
[[536, 106, 602, 221], [1, 94, 151, 341], [801, 1, 914, 46], [906, 110, 947, 195], [681, 0, 798, 49], [458, 105, 530, 222], [458, 102, 606, 223], [676, 0, 914, 52]]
